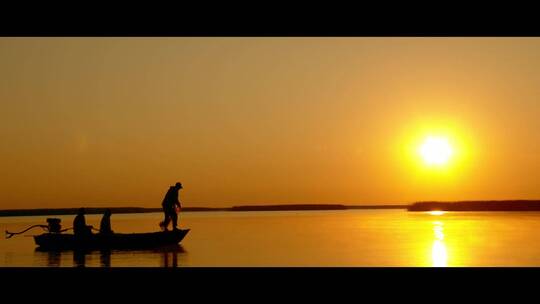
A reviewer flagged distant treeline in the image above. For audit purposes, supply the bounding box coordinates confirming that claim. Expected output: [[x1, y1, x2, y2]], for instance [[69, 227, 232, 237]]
[[229, 204, 408, 211], [0, 204, 407, 217], [8, 201, 539, 216], [230, 204, 347, 211], [0, 207, 233, 217], [408, 200, 540, 211], [0, 207, 162, 217]]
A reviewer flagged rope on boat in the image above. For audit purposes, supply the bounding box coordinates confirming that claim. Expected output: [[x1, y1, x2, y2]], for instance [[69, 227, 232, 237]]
[[5, 225, 48, 239], [5, 225, 74, 239]]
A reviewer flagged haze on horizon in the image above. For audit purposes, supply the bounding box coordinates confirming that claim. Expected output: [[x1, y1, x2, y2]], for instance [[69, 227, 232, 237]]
[[1, 37, 540, 209]]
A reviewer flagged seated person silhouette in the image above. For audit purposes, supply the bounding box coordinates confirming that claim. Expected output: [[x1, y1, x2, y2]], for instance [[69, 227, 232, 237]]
[[73, 208, 93, 237], [99, 209, 114, 235]]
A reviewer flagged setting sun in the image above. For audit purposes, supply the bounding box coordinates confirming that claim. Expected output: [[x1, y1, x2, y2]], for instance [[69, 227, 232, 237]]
[[419, 136, 453, 166]]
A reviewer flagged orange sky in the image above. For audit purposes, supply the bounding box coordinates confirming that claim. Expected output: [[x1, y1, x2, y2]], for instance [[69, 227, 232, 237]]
[[1, 37, 540, 209]]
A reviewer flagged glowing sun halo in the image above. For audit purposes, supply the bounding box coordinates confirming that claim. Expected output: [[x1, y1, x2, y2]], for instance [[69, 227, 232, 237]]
[[419, 136, 453, 166]]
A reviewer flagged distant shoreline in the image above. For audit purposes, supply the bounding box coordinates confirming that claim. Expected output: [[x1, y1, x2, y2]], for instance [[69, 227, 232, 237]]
[[0, 204, 408, 217], [408, 200, 540, 212], [3, 200, 540, 217]]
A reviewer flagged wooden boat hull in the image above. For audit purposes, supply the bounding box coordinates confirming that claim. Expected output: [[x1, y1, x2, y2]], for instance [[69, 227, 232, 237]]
[[34, 229, 190, 250]]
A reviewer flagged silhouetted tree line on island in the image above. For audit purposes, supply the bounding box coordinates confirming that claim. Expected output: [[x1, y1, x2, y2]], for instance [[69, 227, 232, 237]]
[[408, 200, 540, 211], [3, 200, 538, 217], [0, 204, 407, 217]]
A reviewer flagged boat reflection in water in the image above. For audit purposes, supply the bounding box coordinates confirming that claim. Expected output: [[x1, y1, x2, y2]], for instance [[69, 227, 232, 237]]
[[36, 244, 186, 267], [46, 250, 62, 267], [34, 248, 66, 267], [157, 244, 185, 268], [73, 250, 87, 267], [100, 250, 111, 267]]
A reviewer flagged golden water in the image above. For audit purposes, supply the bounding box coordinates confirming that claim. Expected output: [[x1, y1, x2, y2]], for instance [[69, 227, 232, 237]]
[[1, 210, 540, 267]]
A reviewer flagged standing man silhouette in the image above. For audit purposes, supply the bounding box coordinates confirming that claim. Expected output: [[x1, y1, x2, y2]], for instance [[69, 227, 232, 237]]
[[160, 182, 182, 231]]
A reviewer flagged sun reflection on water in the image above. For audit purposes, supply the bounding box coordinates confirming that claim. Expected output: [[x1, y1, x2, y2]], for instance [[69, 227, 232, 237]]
[[432, 221, 448, 267], [429, 211, 446, 216]]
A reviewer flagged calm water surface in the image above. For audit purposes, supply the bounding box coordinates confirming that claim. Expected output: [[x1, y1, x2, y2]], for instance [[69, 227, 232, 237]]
[[2, 210, 540, 267]]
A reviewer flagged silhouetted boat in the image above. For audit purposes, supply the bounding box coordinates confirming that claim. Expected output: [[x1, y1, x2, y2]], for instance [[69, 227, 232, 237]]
[[34, 229, 190, 250]]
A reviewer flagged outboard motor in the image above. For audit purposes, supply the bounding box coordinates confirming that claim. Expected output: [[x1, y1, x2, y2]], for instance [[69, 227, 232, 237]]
[[46, 218, 62, 233]]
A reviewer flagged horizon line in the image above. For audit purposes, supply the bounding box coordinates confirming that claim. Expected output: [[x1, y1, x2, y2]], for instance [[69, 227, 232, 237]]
[[4, 199, 540, 212]]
